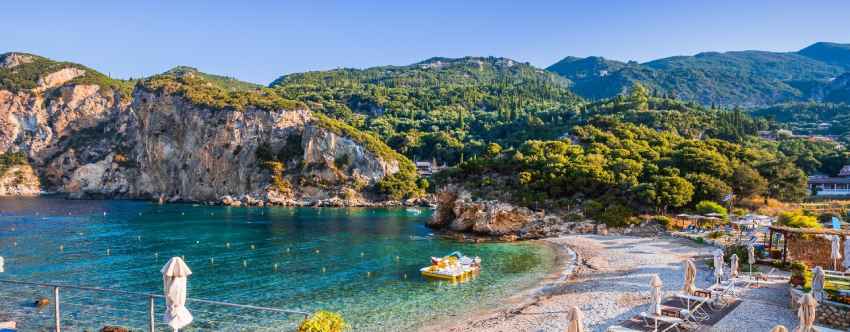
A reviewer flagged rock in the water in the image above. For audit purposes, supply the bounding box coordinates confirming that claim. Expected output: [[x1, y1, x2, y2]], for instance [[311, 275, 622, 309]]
[[34, 297, 49, 307]]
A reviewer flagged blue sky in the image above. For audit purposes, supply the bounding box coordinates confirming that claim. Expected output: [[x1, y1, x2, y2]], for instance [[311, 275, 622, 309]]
[[3, 0, 849, 84]]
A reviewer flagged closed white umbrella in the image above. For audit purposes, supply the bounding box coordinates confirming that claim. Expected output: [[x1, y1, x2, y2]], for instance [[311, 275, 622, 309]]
[[812, 266, 825, 302], [650, 275, 663, 315], [650, 275, 664, 332], [683, 259, 696, 295], [566, 305, 584, 332], [713, 249, 724, 284], [162, 257, 193, 331], [796, 293, 817, 332], [730, 254, 739, 279], [831, 236, 842, 271]]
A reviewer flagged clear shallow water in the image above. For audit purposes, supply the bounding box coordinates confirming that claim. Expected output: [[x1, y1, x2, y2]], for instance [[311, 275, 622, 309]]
[[0, 198, 554, 331]]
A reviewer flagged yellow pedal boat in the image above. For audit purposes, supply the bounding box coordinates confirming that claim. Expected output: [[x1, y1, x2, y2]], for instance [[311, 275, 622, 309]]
[[420, 252, 481, 282]]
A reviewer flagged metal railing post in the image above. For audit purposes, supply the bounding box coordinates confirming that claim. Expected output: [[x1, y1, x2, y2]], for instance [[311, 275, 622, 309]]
[[149, 295, 156, 332], [53, 286, 61, 332]]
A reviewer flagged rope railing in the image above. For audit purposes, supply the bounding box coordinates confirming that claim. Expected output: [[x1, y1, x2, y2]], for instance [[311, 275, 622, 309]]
[[0, 278, 309, 332]]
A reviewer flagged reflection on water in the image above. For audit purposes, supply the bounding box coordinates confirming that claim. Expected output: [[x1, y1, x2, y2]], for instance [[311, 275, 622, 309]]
[[0, 197, 553, 331]]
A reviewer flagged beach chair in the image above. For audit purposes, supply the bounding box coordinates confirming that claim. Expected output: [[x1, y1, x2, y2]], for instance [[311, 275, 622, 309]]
[[639, 311, 683, 332], [606, 326, 641, 332], [673, 293, 711, 322]]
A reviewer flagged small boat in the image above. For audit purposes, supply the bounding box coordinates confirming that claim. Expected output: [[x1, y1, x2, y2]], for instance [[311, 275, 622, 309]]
[[406, 208, 422, 215], [420, 251, 481, 282]]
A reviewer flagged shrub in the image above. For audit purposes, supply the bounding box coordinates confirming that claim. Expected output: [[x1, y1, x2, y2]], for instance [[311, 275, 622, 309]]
[[650, 215, 673, 230], [298, 311, 348, 332], [777, 210, 821, 229], [695, 200, 728, 218]]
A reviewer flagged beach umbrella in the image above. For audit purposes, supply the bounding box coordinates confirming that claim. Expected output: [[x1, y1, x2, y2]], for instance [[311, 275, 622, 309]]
[[162, 257, 193, 331], [796, 293, 817, 332], [730, 254, 739, 279], [812, 266, 825, 302], [683, 259, 697, 295], [769, 325, 788, 332], [566, 305, 584, 332], [650, 275, 663, 332], [713, 249, 724, 284], [831, 236, 842, 271]]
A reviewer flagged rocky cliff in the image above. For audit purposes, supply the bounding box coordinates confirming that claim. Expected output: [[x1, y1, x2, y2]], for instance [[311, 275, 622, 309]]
[[0, 52, 412, 205]]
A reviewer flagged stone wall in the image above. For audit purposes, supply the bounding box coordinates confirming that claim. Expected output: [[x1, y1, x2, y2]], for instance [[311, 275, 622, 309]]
[[790, 287, 850, 330], [786, 234, 844, 270]]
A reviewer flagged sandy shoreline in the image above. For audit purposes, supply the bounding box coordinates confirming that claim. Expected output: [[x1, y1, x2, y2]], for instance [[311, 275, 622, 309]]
[[422, 234, 717, 332]]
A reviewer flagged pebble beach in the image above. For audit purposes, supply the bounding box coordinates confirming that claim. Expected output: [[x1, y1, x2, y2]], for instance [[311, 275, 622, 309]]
[[429, 235, 800, 332]]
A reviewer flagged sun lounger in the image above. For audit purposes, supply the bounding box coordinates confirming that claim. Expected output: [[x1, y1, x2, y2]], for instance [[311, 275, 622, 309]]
[[673, 293, 711, 322], [606, 325, 642, 332], [639, 312, 683, 332]]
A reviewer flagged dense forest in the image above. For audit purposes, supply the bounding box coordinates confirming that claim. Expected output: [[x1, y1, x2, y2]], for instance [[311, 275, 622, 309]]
[[547, 42, 850, 106], [270, 57, 582, 165], [434, 91, 816, 225]]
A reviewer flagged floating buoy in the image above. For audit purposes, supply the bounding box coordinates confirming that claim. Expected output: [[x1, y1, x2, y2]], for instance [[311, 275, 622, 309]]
[[226, 242, 230, 248], [103, 212, 107, 216], [361, 252, 365, 257], [315, 249, 320, 254], [322, 267, 326, 273], [59, 245, 64, 252], [242, 260, 247, 267], [251, 244, 255, 250], [181, 212, 185, 216], [196, 240, 200, 244]]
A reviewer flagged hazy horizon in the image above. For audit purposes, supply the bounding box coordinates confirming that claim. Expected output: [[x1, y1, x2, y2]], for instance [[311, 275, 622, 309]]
[[3, 0, 850, 84]]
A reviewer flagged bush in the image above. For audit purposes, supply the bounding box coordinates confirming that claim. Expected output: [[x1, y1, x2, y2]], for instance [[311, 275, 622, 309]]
[[777, 210, 821, 229], [695, 200, 728, 218], [298, 311, 348, 332], [650, 215, 673, 230]]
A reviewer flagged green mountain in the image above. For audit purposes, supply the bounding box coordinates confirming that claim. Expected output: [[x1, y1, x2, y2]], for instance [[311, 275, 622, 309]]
[[547, 42, 850, 106], [270, 56, 582, 164]]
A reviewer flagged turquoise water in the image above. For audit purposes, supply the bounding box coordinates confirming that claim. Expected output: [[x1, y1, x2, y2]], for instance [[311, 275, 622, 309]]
[[0, 198, 554, 331]]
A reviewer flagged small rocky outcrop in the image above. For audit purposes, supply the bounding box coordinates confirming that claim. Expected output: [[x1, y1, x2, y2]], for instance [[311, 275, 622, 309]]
[[429, 185, 602, 239], [0, 165, 40, 196], [427, 185, 673, 239]]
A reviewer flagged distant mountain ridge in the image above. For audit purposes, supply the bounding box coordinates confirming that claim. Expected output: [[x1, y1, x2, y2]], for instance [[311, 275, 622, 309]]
[[547, 42, 850, 106]]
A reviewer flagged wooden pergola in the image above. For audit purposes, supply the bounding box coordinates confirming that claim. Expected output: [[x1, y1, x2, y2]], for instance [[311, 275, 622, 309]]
[[768, 225, 850, 264]]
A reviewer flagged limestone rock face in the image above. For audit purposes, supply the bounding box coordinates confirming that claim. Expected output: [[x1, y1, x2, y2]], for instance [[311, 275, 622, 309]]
[[0, 53, 35, 69], [0, 68, 402, 205], [429, 185, 607, 239], [0, 165, 40, 196]]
